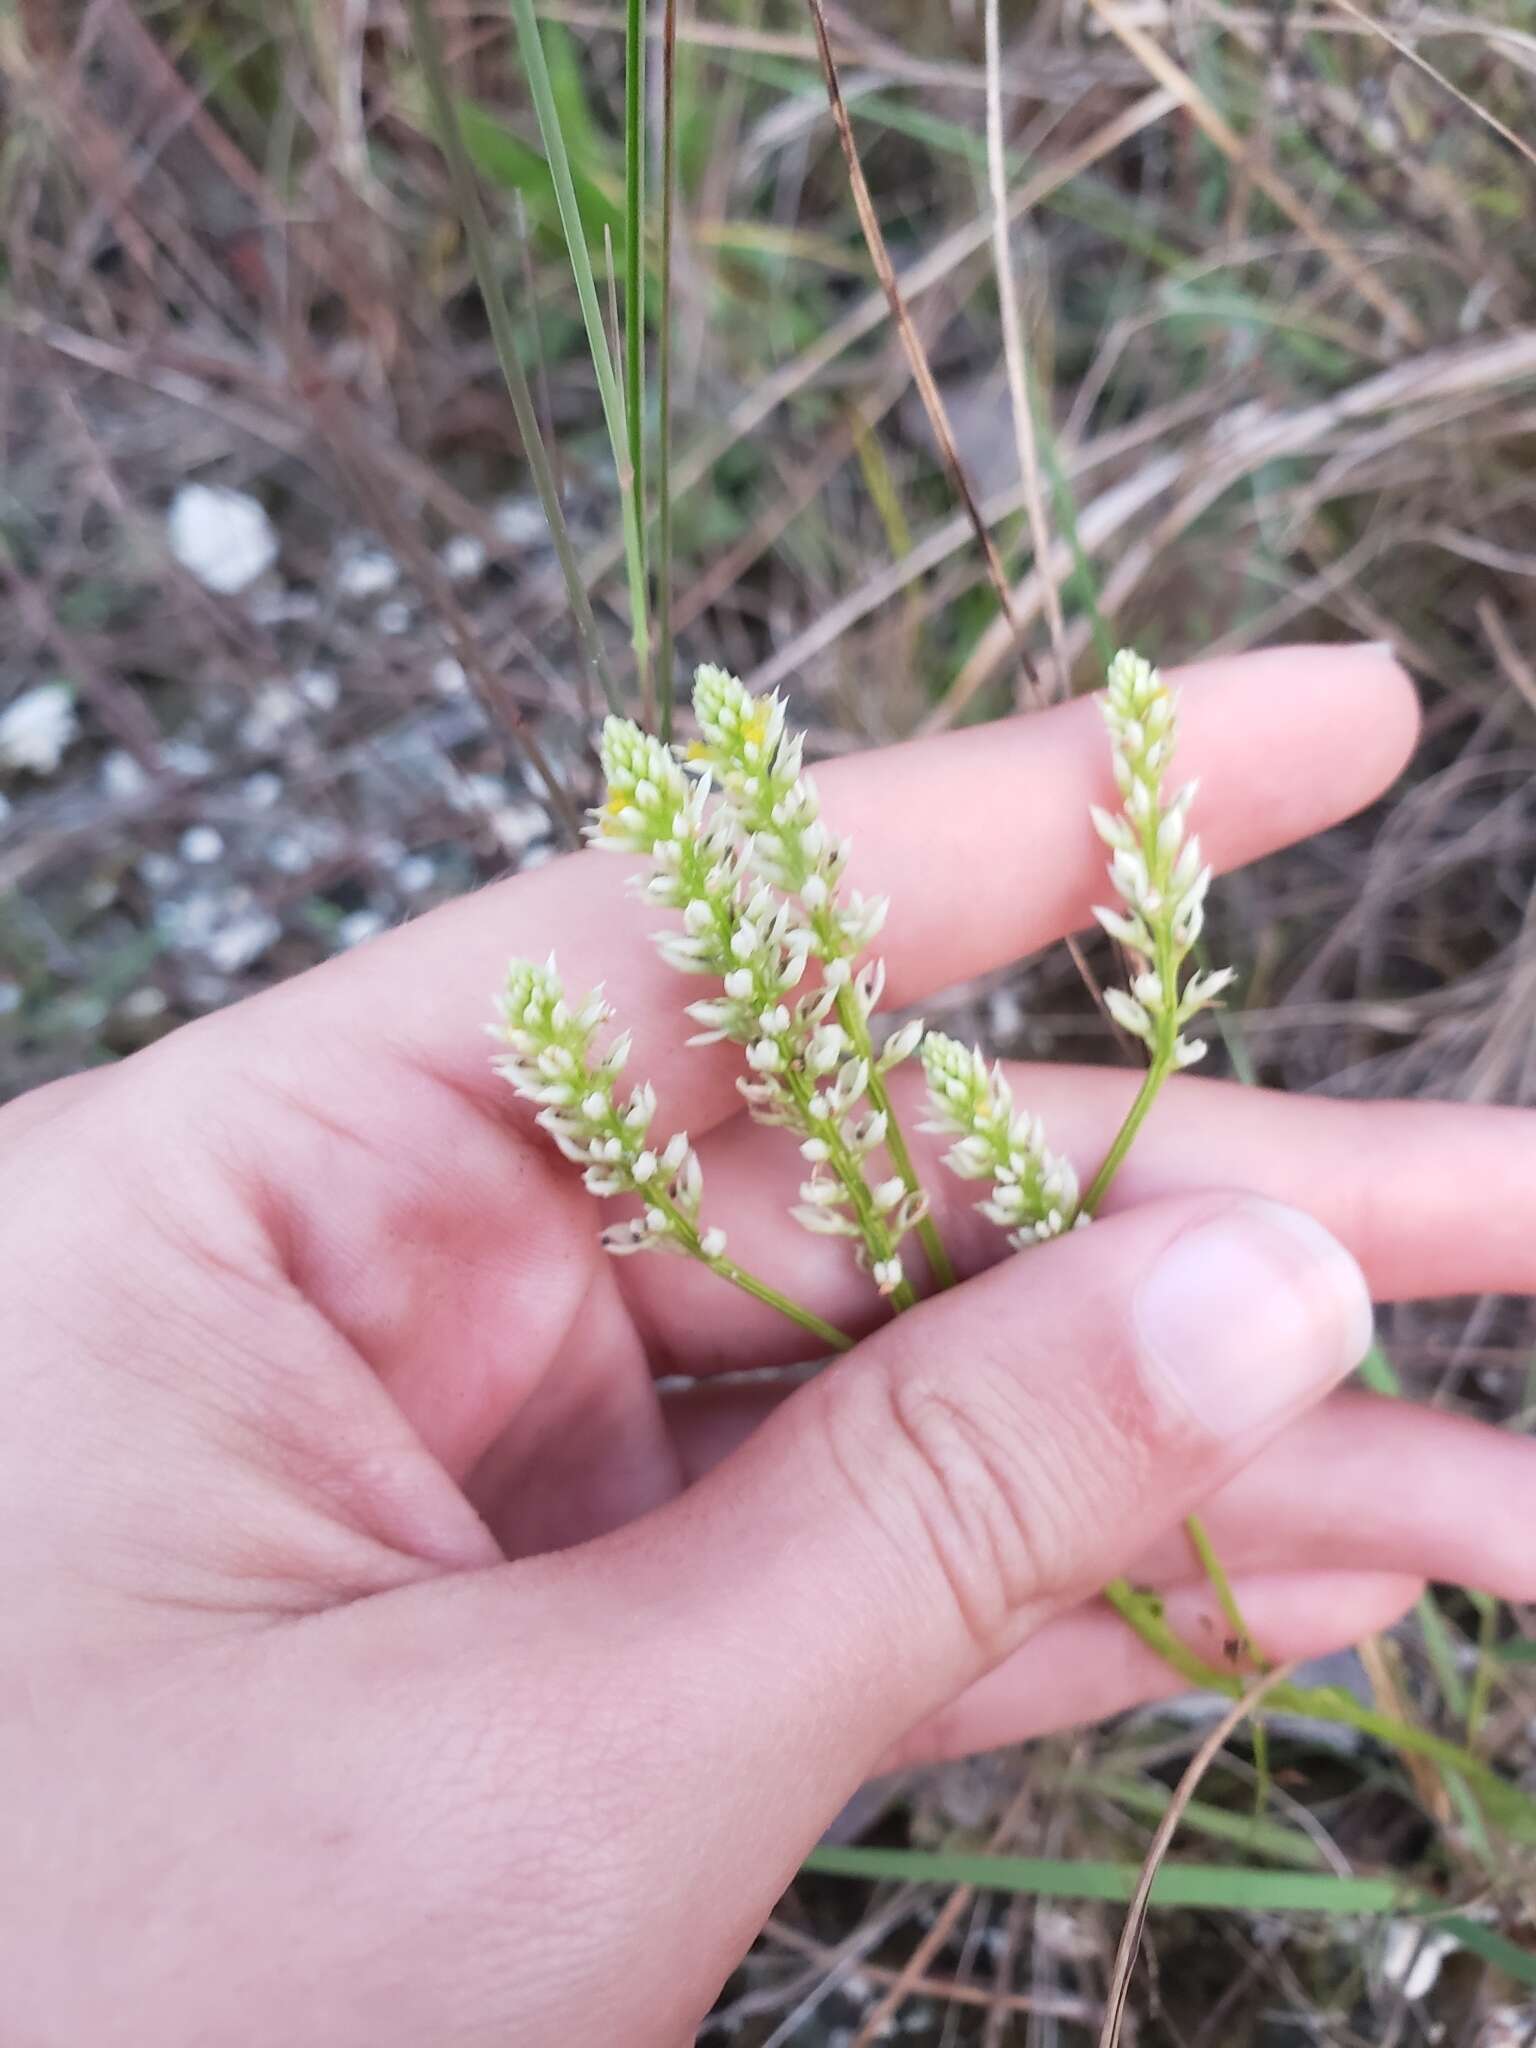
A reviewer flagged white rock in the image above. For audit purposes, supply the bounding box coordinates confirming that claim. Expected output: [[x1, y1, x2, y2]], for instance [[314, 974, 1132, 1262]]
[[492, 497, 546, 547], [1381, 1920, 1457, 2001], [240, 684, 302, 752], [490, 800, 551, 854], [162, 739, 214, 779], [120, 986, 168, 1021], [266, 834, 313, 876], [431, 656, 468, 697], [101, 750, 150, 801], [396, 853, 436, 892], [336, 546, 399, 600], [205, 908, 281, 974], [0, 683, 78, 775], [375, 599, 412, 636], [179, 825, 225, 865], [137, 852, 180, 891], [336, 908, 386, 949], [241, 771, 283, 810], [297, 668, 340, 712], [441, 533, 487, 581], [167, 484, 278, 595]]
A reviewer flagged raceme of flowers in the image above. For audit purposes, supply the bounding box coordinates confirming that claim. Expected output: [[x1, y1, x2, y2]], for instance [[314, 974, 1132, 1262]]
[[490, 652, 1234, 1331]]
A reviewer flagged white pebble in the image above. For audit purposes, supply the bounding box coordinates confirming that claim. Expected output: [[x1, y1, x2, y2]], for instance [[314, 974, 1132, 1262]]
[[336, 908, 386, 949], [239, 684, 302, 752], [490, 801, 550, 854], [162, 739, 214, 779], [167, 484, 278, 594], [375, 599, 412, 636], [396, 853, 436, 893], [491, 497, 546, 547], [432, 656, 468, 697], [441, 533, 487, 581], [100, 750, 149, 801], [179, 825, 224, 865], [137, 851, 180, 891], [120, 986, 168, 1021], [297, 668, 340, 712], [335, 546, 399, 600], [0, 683, 78, 776], [1381, 1921, 1457, 2002], [266, 833, 313, 876], [205, 908, 281, 974], [241, 771, 282, 810]]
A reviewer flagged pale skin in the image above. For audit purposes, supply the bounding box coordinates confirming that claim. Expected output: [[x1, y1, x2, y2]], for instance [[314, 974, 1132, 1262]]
[[3, 643, 1534, 2046]]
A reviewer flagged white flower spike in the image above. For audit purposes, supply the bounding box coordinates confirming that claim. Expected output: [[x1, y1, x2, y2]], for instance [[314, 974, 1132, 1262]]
[[919, 1032, 1080, 1249], [1092, 650, 1237, 1074]]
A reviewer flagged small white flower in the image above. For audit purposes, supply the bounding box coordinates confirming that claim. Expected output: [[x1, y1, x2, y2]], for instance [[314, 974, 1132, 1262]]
[[700, 1226, 728, 1259], [871, 1256, 904, 1295]]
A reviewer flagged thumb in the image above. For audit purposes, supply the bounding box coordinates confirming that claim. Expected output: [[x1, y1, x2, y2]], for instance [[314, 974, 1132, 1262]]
[[300, 1191, 1372, 2046], [542, 1190, 1371, 2023], [649, 1190, 1373, 1773]]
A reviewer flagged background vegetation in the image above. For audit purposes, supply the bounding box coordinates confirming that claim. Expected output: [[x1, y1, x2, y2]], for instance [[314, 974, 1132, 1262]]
[[2, 0, 1534, 2038]]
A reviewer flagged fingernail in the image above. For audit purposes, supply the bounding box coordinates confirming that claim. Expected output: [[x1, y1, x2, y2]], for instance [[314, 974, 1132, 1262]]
[[1136, 1198, 1374, 1438]]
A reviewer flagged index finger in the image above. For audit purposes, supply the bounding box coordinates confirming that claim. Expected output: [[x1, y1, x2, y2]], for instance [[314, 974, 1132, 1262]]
[[250, 642, 1417, 1140]]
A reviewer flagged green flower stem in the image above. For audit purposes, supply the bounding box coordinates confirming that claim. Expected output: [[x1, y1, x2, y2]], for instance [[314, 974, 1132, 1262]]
[[783, 1062, 917, 1314], [1081, 781, 1266, 1722], [797, 886, 955, 1291], [585, 1097, 855, 1353], [1102, 1578, 1536, 1841], [1184, 1515, 1266, 1668], [1077, 1050, 1168, 1219], [1078, 903, 1179, 1222], [1186, 1508, 1272, 1810], [831, 984, 956, 1292], [710, 1253, 854, 1353]]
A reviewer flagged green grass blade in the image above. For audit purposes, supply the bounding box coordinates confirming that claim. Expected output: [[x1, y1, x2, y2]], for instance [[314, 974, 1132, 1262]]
[[404, 0, 621, 717], [804, 1847, 1536, 1987], [506, 0, 651, 711], [624, 0, 648, 629], [655, 0, 678, 740], [804, 1844, 1405, 1913]]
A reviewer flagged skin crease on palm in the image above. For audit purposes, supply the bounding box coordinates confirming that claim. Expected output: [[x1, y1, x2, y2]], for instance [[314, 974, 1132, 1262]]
[[3, 642, 1535, 2047]]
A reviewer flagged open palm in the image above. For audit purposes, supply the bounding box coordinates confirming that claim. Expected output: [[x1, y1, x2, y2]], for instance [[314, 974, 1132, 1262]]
[[4, 642, 1533, 2047]]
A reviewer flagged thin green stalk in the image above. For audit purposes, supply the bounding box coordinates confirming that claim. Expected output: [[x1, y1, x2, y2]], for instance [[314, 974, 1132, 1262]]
[[505, 0, 651, 709], [1185, 1515, 1266, 1669], [1101, 1578, 1536, 1841], [716, 1257, 854, 1353], [623, 0, 647, 604], [831, 989, 955, 1294], [1079, 683, 1267, 1747], [1466, 1593, 1500, 1749], [1078, 1050, 1168, 1219], [597, 1109, 853, 1353], [1187, 1508, 1273, 1814], [784, 1064, 917, 1315], [655, 0, 678, 740], [405, 0, 621, 717]]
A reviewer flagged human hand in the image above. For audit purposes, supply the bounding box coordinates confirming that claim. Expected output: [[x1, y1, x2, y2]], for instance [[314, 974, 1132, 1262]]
[[4, 643, 1532, 2046]]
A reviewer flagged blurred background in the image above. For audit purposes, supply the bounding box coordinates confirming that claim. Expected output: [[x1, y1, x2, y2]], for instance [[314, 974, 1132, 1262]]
[[2, 1, 1534, 2039]]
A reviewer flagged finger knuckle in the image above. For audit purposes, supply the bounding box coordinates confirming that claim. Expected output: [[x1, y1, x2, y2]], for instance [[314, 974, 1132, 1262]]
[[821, 1328, 1096, 1662]]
